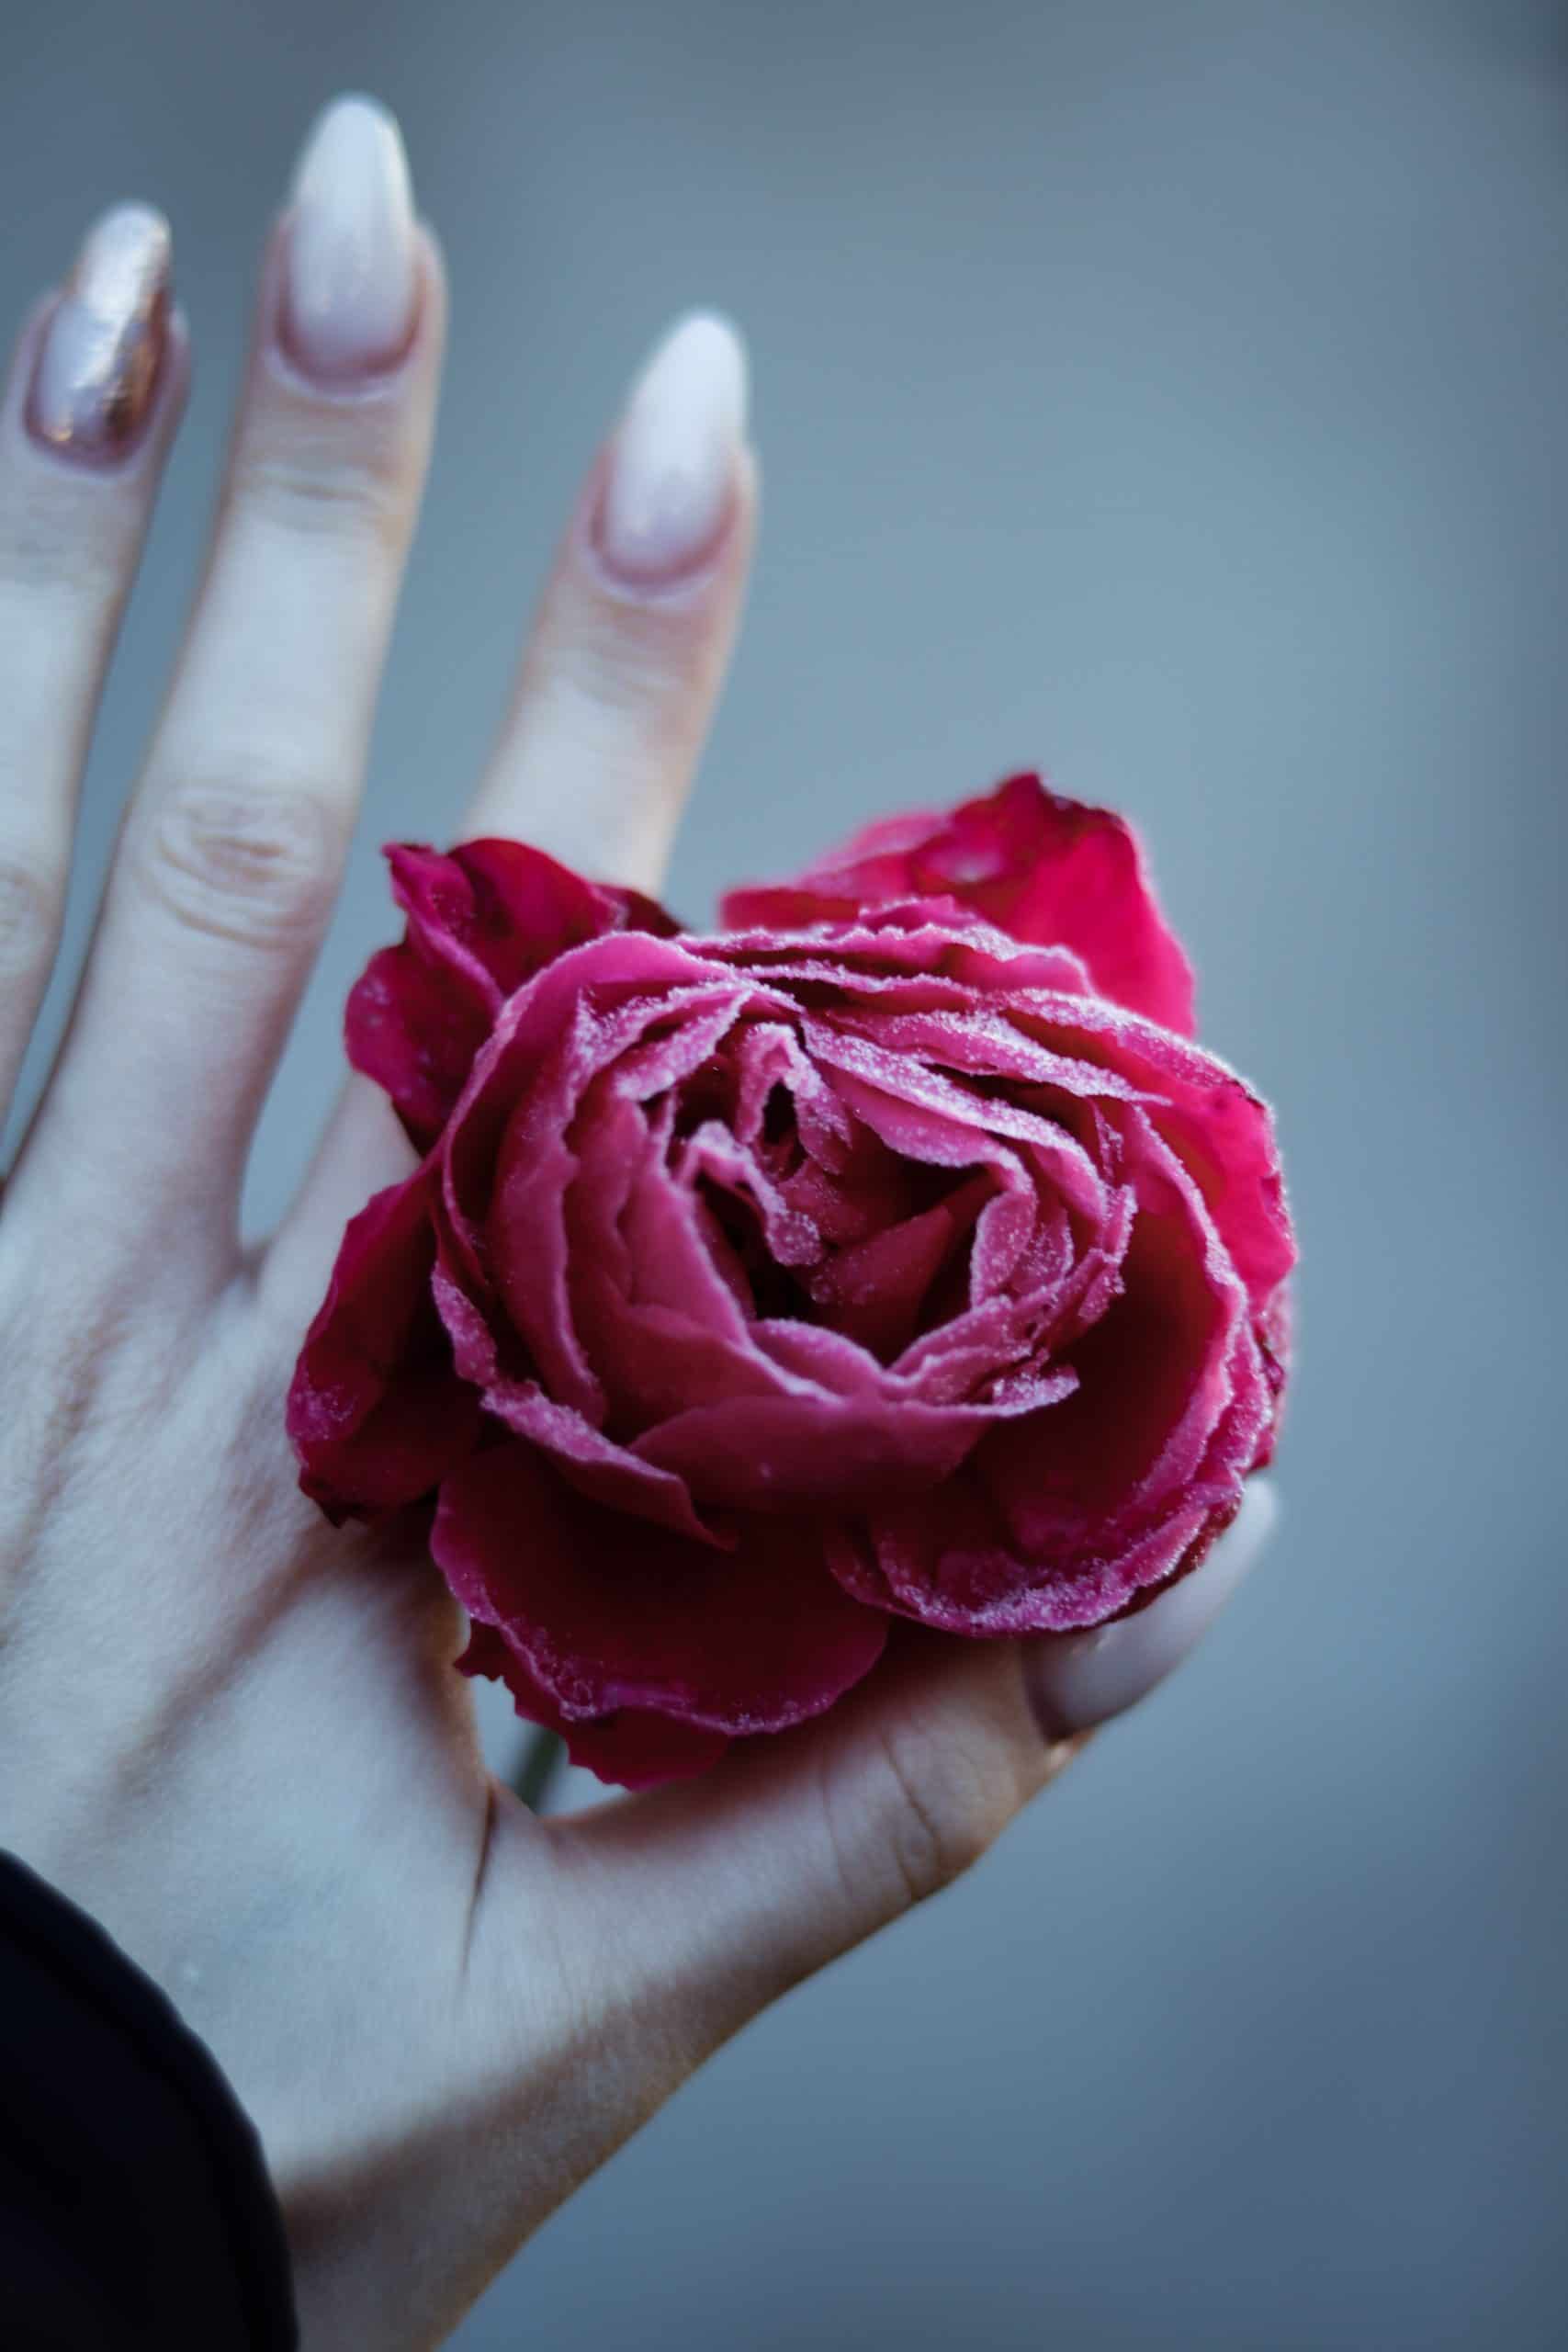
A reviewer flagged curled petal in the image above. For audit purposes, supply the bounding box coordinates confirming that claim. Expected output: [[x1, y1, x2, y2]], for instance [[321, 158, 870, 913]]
[[286, 1166, 482, 1520], [346, 839, 680, 1146], [830, 1480, 1223, 1634], [723, 772, 1196, 1035], [428, 1241, 721, 1544], [433, 1440, 888, 1737], [457, 1622, 729, 1787], [1023, 991, 1295, 1323], [832, 1120, 1271, 1633], [978, 1125, 1247, 1552], [388, 838, 678, 1004], [345, 942, 492, 1154]]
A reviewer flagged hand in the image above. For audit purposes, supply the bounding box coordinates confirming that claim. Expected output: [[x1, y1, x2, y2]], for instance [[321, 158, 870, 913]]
[[0, 95, 1276, 2350]]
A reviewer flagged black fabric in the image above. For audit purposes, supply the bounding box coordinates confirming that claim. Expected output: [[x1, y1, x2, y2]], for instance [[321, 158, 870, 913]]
[[0, 1849, 299, 2349]]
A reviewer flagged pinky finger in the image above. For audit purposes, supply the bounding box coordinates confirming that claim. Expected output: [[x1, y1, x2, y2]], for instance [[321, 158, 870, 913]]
[[472, 1480, 1280, 2070], [0, 202, 188, 1131], [1025, 1477, 1279, 1737]]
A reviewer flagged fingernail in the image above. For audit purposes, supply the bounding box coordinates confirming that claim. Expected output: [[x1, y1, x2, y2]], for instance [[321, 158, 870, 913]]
[[593, 311, 749, 585], [280, 94, 417, 384], [1043, 1731, 1092, 1783], [26, 201, 172, 464], [1023, 1480, 1278, 1741]]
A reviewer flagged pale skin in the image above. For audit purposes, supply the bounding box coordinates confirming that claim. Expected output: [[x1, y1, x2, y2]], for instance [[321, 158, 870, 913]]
[[0, 95, 1276, 2351]]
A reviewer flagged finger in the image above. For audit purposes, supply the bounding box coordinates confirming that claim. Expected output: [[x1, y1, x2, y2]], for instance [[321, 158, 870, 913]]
[[264, 311, 759, 1312], [461, 307, 758, 890], [8, 96, 445, 1283], [525, 1482, 1278, 2052], [1025, 1477, 1279, 1737], [0, 203, 187, 1133]]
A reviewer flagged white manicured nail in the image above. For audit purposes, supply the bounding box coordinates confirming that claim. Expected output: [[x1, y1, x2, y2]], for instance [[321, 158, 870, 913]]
[[282, 94, 418, 382], [1024, 1480, 1278, 1738], [594, 311, 749, 583]]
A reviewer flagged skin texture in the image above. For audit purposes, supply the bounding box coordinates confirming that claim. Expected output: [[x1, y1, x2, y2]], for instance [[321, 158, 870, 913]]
[[0, 97, 1276, 2351]]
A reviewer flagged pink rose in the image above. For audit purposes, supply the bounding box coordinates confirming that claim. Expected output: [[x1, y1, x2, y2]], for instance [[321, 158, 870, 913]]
[[288, 773, 1294, 1787]]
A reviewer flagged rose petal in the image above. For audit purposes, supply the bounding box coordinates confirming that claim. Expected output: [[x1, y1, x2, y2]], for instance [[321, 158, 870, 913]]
[[565, 1095, 810, 1430], [830, 1114, 1267, 1632], [389, 838, 677, 1004], [286, 1165, 482, 1520], [830, 1483, 1224, 1634], [344, 942, 493, 1152], [345, 839, 682, 1145], [428, 1243, 722, 1544], [631, 1386, 996, 1512], [1013, 991, 1295, 1323], [977, 1117, 1246, 1552], [457, 1622, 729, 1787], [723, 773, 1196, 1034], [803, 1192, 983, 1360], [433, 1440, 888, 1734]]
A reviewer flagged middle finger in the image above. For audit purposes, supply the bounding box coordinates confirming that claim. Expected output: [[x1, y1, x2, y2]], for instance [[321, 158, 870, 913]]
[[265, 308, 759, 1311]]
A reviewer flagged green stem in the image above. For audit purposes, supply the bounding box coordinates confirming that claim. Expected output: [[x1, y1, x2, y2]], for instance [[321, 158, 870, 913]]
[[509, 1726, 567, 1814]]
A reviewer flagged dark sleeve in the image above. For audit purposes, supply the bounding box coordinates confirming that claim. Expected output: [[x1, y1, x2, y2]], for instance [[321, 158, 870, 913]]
[[0, 1849, 299, 2350]]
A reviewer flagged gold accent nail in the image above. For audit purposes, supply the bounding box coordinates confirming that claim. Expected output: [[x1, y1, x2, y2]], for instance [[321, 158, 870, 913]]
[[27, 202, 172, 460]]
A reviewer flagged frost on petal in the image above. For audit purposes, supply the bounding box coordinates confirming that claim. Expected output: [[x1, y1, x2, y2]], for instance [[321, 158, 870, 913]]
[[428, 1215, 722, 1544], [829, 1118, 1267, 1633], [977, 1129, 1246, 1551], [345, 838, 682, 1148], [562, 1092, 807, 1432], [829, 1480, 1223, 1634], [287, 1165, 483, 1521], [723, 773, 1196, 1035], [1026, 990, 1296, 1335], [456, 1622, 729, 1787], [389, 839, 678, 1004], [432, 1440, 887, 1738], [346, 942, 493, 1153]]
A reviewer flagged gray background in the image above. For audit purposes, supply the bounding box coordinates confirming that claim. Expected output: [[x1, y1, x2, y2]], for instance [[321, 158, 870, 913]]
[[3, 1, 1564, 2346]]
